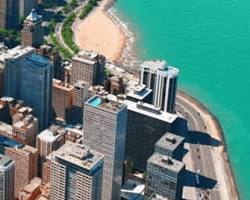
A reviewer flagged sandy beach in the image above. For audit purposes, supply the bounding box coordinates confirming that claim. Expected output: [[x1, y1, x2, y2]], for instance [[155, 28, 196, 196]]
[[73, 0, 126, 61]]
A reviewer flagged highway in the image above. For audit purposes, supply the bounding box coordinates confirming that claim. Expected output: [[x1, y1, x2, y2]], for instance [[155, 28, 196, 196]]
[[176, 96, 221, 200]]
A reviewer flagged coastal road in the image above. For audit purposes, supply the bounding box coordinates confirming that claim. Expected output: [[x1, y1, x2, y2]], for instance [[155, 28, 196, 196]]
[[176, 96, 221, 200], [55, 1, 88, 54]]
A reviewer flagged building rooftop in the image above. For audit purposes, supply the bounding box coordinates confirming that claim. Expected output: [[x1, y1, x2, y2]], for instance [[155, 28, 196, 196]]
[[121, 179, 145, 200], [0, 154, 14, 169], [13, 115, 37, 131], [125, 100, 177, 124], [26, 53, 50, 68], [52, 142, 104, 171], [0, 135, 24, 149], [26, 9, 42, 23], [147, 194, 169, 200], [53, 79, 74, 91], [155, 132, 185, 151], [140, 60, 179, 77], [86, 95, 126, 113], [37, 125, 66, 143], [147, 153, 185, 173], [74, 80, 88, 88], [0, 121, 12, 136], [22, 177, 41, 193], [126, 84, 152, 101], [73, 50, 98, 65], [0, 46, 34, 62]]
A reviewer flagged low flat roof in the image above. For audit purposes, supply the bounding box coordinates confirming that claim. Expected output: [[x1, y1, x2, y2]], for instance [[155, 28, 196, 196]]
[[53, 141, 104, 171], [147, 153, 185, 173], [125, 100, 177, 124], [155, 132, 185, 151], [86, 95, 126, 113], [0, 154, 14, 168]]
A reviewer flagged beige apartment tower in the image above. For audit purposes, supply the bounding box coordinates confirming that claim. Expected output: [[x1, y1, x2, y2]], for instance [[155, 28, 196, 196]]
[[71, 50, 105, 86], [50, 142, 104, 200]]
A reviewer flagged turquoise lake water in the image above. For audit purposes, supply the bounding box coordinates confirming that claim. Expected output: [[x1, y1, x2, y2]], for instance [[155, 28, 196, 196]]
[[115, 0, 250, 199]]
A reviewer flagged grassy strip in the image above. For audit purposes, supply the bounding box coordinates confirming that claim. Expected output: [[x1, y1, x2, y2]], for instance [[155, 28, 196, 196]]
[[61, 0, 101, 54], [61, 13, 80, 54], [50, 33, 73, 59], [79, 0, 100, 19]]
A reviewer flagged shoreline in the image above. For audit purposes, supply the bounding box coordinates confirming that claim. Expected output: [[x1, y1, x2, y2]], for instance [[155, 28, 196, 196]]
[[177, 90, 239, 200], [73, 0, 127, 62], [73, 0, 239, 199]]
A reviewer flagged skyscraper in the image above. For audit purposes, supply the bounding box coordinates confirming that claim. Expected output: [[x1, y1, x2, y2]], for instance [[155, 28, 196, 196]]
[[0, 136, 38, 198], [19, 0, 37, 18], [84, 96, 127, 200], [1, 46, 53, 130], [0, 154, 15, 200], [36, 125, 66, 174], [71, 81, 88, 124], [0, 0, 19, 29], [140, 60, 179, 113], [71, 50, 105, 86], [21, 9, 43, 48], [52, 79, 73, 123], [50, 142, 104, 200], [145, 154, 185, 200]]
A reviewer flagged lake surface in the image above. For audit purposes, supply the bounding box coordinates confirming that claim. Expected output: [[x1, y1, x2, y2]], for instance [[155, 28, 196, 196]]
[[115, 0, 250, 199]]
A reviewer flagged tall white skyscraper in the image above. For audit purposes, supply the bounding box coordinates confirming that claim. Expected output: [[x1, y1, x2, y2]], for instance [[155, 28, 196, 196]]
[[140, 60, 179, 113], [84, 96, 127, 200]]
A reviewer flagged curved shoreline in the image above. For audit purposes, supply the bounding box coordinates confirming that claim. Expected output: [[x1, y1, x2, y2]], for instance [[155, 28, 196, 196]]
[[73, 1, 239, 199], [177, 90, 239, 200]]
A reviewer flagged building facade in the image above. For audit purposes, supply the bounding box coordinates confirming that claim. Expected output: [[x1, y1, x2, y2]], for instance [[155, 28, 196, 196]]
[[125, 100, 177, 171], [0, 136, 38, 198], [19, 0, 37, 18], [21, 9, 43, 48], [50, 142, 104, 200], [140, 60, 179, 113], [155, 132, 185, 160], [145, 154, 185, 200], [0, 154, 15, 200], [84, 96, 127, 200], [52, 79, 73, 122], [0, 0, 19, 29], [71, 50, 105, 86], [2, 46, 53, 130], [36, 125, 66, 174], [71, 81, 89, 124]]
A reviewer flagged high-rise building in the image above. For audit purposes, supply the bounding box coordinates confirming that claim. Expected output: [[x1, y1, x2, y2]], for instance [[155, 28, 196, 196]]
[[1, 46, 53, 130], [52, 79, 73, 122], [19, 0, 37, 18], [71, 81, 89, 124], [71, 50, 105, 86], [140, 60, 179, 113], [21, 9, 43, 48], [50, 142, 104, 200], [36, 125, 66, 174], [0, 154, 15, 200], [155, 132, 184, 160], [0, 136, 38, 198], [125, 100, 177, 171], [0, 0, 19, 29], [145, 154, 185, 200], [84, 96, 127, 200]]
